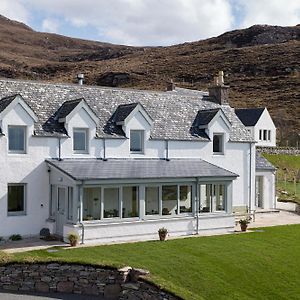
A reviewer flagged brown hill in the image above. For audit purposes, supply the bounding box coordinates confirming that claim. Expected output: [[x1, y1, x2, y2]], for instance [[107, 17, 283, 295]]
[[0, 15, 299, 145]]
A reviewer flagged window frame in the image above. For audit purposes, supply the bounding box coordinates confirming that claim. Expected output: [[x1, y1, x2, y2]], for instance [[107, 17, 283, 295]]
[[213, 133, 224, 155], [199, 183, 227, 213], [73, 128, 88, 154], [8, 125, 26, 154], [7, 183, 26, 216], [130, 130, 144, 153]]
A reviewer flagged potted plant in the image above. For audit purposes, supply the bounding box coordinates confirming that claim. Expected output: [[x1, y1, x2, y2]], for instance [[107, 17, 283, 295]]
[[67, 232, 79, 247], [239, 218, 251, 232], [158, 227, 168, 241]]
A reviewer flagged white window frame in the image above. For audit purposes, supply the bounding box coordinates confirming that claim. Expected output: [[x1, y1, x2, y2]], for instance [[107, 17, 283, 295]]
[[8, 125, 26, 154], [213, 133, 224, 155], [199, 183, 227, 213], [73, 128, 88, 153], [7, 183, 26, 216], [130, 130, 144, 153]]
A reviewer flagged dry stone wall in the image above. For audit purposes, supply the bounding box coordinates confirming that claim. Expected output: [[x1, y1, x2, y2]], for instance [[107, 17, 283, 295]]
[[0, 263, 180, 300]]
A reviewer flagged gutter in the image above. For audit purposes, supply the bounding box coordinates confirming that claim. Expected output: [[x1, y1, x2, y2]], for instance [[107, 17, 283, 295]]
[[165, 140, 170, 161], [58, 136, 62, 161]]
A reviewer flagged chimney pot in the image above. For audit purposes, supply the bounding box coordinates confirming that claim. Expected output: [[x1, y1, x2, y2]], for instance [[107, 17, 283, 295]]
[[77, 73, 84, 85], [166, 79, 175, 91], [208, 71, 229, 105]]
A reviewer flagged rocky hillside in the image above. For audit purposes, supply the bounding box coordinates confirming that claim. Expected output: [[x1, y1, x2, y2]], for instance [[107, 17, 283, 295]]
[[0, 15, 299, 145]]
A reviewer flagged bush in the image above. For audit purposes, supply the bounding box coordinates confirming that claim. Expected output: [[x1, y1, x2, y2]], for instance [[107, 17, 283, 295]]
[[67, 232, 79, 246], [9, 234, 22, 241]]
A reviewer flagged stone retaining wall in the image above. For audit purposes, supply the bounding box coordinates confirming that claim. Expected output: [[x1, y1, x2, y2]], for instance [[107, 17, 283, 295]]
[[258, 147, 300, 155], [0, 263, 180, 300]]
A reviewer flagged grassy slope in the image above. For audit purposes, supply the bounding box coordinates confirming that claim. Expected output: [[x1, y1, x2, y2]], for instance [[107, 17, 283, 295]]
[[7, 225, 300, 300], [263, 154, 300, 203]]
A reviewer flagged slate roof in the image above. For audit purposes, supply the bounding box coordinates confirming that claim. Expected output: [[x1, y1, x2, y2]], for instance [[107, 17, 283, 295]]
[[46, 158, 238, 181], [235, 108, 265, 126], [113, 102, 139, 123], [0, 94, 17, 113], [56, 98, 83, 120], [194, 109, 219, 126], [256, 152, 276, 170], [0, 78, 253, 142]]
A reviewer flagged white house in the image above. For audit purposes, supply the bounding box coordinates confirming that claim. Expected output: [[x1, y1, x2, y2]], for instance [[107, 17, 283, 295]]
[[235, 107, 276, 147], [0, 74, 276, 244]]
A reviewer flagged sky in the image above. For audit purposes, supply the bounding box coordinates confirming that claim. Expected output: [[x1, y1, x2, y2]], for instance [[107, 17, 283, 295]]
[[0, 0, 300, 46]]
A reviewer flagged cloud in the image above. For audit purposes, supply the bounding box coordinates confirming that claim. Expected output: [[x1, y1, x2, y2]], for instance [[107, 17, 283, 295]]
[[26, 0, 234, 45], [42, 18, 61, 33], [236, 0, 300, 28], [0, 0, 29, 23]]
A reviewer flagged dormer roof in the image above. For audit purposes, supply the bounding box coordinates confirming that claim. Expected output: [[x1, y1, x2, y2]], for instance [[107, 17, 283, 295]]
[[56, 98, 99, 125], [0, 94, 38, 122], [235, 108, 265, 127], [113, 102, 153, 126], [195, 108, 231, 129]]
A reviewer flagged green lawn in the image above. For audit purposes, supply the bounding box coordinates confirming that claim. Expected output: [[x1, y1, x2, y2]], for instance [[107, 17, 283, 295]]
[[263, 154, 300, 203], [5, 225, 300, 300]]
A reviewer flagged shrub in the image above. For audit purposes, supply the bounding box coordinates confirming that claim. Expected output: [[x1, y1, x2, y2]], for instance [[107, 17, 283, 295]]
[[67, 232, 79, 247], [9, 234, 22, 241]]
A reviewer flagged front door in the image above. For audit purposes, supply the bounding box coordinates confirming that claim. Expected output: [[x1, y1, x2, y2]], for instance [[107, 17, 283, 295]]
[[56, 187, 66, 236], [255, 176, 264, 209]]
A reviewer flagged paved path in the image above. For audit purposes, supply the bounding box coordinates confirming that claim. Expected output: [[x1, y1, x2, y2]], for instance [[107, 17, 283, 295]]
[[0, 291, 101, 300]]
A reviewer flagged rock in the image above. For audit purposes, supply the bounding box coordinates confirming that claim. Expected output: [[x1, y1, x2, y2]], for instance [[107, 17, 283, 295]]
[[35, 281, 49, 293], [104, 284, 121, 299], [57, 281, 74, 293]]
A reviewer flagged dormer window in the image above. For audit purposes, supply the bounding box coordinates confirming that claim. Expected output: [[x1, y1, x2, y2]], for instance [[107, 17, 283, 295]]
[[73, 128, 88, 153], [213, 133, 224, 154], [130, 130, 144, 153], [8, 125, 26, 153]]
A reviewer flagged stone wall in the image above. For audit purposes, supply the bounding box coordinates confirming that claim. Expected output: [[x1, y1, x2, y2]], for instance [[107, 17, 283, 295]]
[[0, 263, 180, 300], [258, 146, 300, 155]]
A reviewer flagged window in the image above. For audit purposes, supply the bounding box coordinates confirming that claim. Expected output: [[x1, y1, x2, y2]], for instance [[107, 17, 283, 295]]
[[73, 128, 88, 153], [145, 186, 159, 215], [49, 185, 56, 218], [179, 185, 192, 213], [103, 188, 119, 218], [213, 134, 224, 154], [199, 184, 226, 213], [122, 186, 139, 218], [67, 187, 73, 220], [130, 130, 144, 153], [162, 185, 177, 215], [83, 187, 101, 221], [7, 184, 26, 215], [259, 129, 271, 141], [8, 126, 26, 153]]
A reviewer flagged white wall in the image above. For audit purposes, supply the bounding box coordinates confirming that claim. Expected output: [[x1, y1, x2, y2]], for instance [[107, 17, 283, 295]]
[[254, 109, 276, 147], [0, 101, 255, 238]]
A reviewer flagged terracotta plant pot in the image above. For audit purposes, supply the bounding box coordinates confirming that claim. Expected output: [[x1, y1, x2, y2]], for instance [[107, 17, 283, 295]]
[[159, 232, 167, 241], [240, 224, 248, 232], [70, 240, 78, 247]]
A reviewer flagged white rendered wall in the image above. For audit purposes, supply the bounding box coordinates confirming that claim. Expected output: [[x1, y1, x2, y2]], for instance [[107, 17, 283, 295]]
[[254, 109, 276, 147], [0, 105, 57, 237], [0, 102, 255, 238], [63, 214, 235, 244]]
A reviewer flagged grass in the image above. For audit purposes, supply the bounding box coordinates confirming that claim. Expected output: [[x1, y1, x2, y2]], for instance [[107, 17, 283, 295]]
[[4, 224, 300, 300], [263, 154, 300, 204]]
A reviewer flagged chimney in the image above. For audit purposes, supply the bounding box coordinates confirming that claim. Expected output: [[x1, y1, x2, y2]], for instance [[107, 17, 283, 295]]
[[166, 79, 175, 91], [208, 71, 229, 105], [77, 73, 84, 85]]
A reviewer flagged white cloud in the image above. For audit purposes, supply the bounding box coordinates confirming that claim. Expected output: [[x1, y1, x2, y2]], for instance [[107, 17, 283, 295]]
[[0, 0, 29, 23], [42, 18, 61, 33], [237, 0, 300, 28], [26, 0, 234, 45]]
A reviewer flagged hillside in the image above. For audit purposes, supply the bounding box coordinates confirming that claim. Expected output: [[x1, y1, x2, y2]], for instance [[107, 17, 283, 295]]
[[0, 15, 299, 145]]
